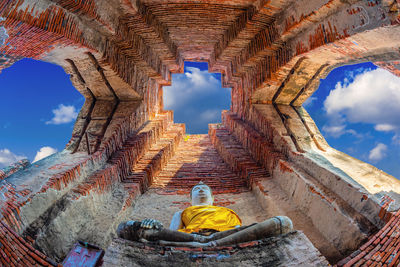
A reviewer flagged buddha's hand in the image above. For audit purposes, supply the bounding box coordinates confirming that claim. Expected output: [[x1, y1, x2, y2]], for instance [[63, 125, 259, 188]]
[[140, 219, 163, 230]]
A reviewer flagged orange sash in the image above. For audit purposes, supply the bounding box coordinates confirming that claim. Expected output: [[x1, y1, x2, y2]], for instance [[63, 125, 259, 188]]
[[178, 205, 242, 233]]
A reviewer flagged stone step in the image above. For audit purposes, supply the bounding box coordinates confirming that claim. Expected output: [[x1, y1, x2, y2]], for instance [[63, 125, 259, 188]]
[[221, 110, 284, 174], [69, 112, 175, 198], [123, 123, 185, 193], [28, 113, 181, 260], [218, 112, 377, 260], [17, 112, 176, 261], [151, 134, 248, 194], [209, 124, 271, 189], [285, 165, 378, 247]]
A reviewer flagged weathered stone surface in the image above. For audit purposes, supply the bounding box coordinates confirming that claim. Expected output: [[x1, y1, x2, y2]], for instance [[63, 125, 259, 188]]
[[1, 0, 400, 266], [0, 159, 30, 181], [102, 232, 329, 267]]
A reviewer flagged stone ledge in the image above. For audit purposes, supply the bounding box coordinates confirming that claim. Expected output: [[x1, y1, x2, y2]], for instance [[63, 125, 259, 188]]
[[102, 231, 329, 266]]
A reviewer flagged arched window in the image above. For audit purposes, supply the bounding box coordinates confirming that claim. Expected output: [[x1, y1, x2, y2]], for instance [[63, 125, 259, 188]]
[[0, 58, 84, 168], [306, 62, 400, 179]]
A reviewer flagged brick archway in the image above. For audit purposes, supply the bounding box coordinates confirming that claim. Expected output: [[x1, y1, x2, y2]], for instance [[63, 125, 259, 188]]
[[0, 0, 400, 265]]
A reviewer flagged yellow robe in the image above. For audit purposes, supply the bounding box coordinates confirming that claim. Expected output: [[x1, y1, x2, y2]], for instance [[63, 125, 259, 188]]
[[178, 205, 242, 233]]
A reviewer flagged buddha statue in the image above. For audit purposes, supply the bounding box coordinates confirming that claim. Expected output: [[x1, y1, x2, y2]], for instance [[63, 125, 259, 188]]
[[117, 182, 293, 247]]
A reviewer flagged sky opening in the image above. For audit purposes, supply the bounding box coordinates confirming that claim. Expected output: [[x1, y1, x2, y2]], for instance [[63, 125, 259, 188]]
[[305, 62, 400, 179], [0, 58, 84, 167], [1, 59, 398, 180], [163, 62, 231, 134]]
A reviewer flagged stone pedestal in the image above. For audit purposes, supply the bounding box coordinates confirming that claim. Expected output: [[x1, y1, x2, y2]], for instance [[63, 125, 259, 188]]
[[102, 231, 329, 267]]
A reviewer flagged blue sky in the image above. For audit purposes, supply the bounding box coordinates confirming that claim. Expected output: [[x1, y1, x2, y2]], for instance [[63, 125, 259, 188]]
[[305, 62, 400, 179], [164, 61, 400, 179], [163, 62, 231, 134], [0, 59, 399, 180], [0, 58, 84, 167]]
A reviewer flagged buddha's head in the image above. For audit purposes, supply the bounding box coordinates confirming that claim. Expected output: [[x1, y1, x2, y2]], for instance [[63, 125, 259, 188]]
[[190, 181, 214, 206]]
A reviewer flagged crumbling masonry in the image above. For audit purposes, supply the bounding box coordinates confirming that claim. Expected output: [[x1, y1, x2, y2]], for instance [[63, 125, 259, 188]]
[[1, 0, 400, 266]]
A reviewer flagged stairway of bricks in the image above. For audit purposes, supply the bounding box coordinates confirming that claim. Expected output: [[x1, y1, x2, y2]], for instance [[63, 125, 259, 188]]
[[208, 124, 271, 188], [94, 111, 186, 212], [0, 112, 186, 266], [68, 112, 175, 199], [150, 134, 249, 195], [209, 123, 344, 260], [121, 123, 185, 195], [219, 111, 384, 262], [221, 110, 284, 175]]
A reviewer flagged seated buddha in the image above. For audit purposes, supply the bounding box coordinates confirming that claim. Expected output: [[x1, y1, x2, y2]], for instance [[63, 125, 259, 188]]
[[117, 182, 293, 247]]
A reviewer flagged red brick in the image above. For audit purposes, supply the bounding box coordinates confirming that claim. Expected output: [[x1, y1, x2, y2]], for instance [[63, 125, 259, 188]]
[[238, 241, 259, 248]]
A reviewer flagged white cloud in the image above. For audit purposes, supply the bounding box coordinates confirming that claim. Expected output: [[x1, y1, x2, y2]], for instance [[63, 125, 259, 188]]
[[163, 67, 222, 110], [163, 87, 176, 108], [392, 134, 400, 145], [33, 146, 57, 163], [163, 66, 231, 133], [368, 143, 388, 161], [374, 124, 397, 132], [324, 68, 400, 129], [342, 67, 373, 85], [184, 67, 216, 87], [0, 149, 26, 168], [322, 124, 346, 138], [322, 123, 363, 139], [303, 96, 317, 107], [46, 104, 78, 125], [199, 109, 220, 122], [323, 67, 400, 145]]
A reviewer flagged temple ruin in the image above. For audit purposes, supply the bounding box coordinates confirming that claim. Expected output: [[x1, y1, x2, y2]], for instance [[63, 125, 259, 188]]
[[1, 0, 400, 265]]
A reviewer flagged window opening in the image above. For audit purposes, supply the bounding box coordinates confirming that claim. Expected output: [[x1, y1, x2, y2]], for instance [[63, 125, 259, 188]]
[[163, 62, 231, 134], [0, 58, 84, 168], [306, 62, 400, 179]]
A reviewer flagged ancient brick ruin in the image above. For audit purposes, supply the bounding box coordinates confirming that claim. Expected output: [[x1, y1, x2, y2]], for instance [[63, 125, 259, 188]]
[[1, 0, 400, 266]]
